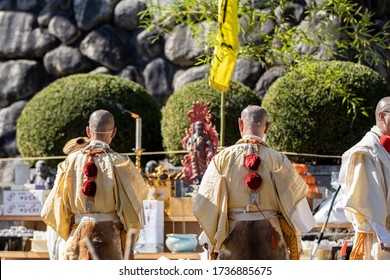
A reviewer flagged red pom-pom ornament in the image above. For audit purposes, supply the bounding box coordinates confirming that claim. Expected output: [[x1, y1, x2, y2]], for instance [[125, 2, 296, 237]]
[[84, 161, 98, 177], [82, 180, 97, 197], [380, 135, 390, 152], [244, 154, 261, 170], [245, 173, 262, 191]]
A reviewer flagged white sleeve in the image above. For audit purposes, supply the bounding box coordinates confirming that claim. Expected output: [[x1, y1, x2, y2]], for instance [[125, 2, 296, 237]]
[[198, 231, 212, 252], [368, 219, 390, 246], [290, 198, 316, 233], [46, 226, 60, 260]]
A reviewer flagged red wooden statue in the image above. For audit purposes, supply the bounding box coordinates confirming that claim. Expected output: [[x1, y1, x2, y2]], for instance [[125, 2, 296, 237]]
[[181, 102, 219, 185]]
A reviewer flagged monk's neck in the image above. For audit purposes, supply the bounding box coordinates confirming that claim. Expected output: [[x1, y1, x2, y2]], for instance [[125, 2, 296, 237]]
[[242, 134, 263, 143]]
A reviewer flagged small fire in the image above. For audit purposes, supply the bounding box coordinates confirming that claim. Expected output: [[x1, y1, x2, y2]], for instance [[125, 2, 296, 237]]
[[130, 112, 139, 119]]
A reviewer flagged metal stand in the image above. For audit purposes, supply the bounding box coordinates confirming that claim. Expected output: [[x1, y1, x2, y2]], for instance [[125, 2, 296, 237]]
[[133, 148, 144, 173], [310, 184, 341, 260]]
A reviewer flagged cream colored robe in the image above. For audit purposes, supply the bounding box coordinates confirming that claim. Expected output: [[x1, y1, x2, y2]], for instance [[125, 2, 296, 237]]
[[193, 139, 313, 255], [41, 141, 148, 243], [339, 126, 390, 260]]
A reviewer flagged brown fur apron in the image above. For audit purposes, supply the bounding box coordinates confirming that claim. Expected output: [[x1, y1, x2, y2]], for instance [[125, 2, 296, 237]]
[[217, 220, 288, 260], [64, 221, 123, 260]]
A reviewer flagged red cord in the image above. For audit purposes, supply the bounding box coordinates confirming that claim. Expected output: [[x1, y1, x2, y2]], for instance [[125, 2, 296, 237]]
[[340, 224, 353, 256], [255, 204, 277, 249]]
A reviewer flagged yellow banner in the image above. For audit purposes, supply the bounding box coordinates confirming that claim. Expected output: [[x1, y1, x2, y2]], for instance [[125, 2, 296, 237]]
[[209, 0, 239, 92]]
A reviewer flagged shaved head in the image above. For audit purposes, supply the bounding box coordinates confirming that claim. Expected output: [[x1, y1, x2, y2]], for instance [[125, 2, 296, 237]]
[[375, 97, 390, 135], [376, 97, 390, 121], [239, 105, 270, 138], [241, 105, 268, 126], [89, 110, 115, 133]]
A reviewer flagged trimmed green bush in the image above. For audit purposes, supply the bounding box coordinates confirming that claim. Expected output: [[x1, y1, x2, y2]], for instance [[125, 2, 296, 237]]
[[162, 79, 262, 164], [262, 60, 390, 163], [17, 73, 162, 165]]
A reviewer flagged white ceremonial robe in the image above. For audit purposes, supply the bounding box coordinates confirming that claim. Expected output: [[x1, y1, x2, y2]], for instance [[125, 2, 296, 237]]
[[339, 126, 390, 260], [193, 138, 315, 259], [41, 140, 148, 259]]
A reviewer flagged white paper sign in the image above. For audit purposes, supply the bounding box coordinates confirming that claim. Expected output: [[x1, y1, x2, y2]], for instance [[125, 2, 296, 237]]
[[14, 163, 30, 185], [135, 200, 164, 253]]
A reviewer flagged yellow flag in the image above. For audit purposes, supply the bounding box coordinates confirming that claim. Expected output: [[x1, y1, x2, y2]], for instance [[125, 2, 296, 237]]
[[209, 0, 239, 92]]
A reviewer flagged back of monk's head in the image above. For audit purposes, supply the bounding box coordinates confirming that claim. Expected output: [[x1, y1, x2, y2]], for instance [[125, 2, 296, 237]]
[[241, 105, 268, 127], [89, 110, 115, 133], [376, 97, 390, 114], [239, 105, 269, 138], [375, 97, 390, 135]]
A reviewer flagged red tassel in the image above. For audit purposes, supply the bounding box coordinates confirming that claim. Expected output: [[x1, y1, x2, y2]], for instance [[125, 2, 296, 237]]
[[271, 227, 276, 249], [340, 238, 348, 256], [340, 224, 353, 256], [255, 204, 277, 250]]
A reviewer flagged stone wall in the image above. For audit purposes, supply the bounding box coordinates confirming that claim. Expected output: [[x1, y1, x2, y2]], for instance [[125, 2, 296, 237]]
[[1, 0, 390, 161]]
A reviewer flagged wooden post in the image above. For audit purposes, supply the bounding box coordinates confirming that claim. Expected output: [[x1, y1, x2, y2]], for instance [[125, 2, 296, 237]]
[[124, 229, 137, 260], [84, 236, 100, 260], [134, 148, 143, 173], [220, 91, 226, 147]]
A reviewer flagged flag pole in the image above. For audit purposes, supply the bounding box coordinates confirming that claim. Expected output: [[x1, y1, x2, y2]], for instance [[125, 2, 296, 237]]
[[209, 0, 238, 148], [220, 91, 226, 147]]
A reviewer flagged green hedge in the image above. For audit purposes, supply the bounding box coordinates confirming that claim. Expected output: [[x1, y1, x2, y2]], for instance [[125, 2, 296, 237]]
[[162, 79, 262, 164], [262, 60, 390, 163], [17, 73, 163, 165]]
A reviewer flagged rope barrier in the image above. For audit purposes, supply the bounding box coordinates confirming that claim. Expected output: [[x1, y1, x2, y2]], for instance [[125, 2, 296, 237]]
[[0, 149, 342, 162], [281, 151, 342, 159], [0, 156, 67, 162], [0, 150, 190, 162]]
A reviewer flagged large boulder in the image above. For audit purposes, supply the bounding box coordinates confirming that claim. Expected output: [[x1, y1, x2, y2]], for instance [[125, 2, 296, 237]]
[[143, 57, 174, 106], [73, 0, 118, 31], [172, 64, 209, 92], [254, 66, 285, 97], [37, 0, 73, 27], [0, 60, 45, 109], [0, 11, 58, 58], [232, 59, 265, 89], [164, 23, 208, 67], [80, 24, 133, 71], [116, 65, 145, 87], [136, 28, 164, 61], [113, 0, 147, 31], [43, 45, 94, 77], [0, 100, 27, 157], [48, 14, 81, 45]]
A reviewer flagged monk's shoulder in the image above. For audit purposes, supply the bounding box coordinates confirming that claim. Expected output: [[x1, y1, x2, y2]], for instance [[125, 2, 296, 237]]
[[213, 145, 244, 164], [105, 151, 129, 162]]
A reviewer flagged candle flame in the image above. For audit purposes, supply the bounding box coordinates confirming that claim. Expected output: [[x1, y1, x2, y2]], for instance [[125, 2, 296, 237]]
[[130, 112, 139, 119]]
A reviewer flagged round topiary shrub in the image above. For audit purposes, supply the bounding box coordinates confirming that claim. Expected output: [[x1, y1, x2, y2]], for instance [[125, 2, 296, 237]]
[[17, 73, 163, 165], [162, 78, 262, 164], [262, 60, 390, 163]]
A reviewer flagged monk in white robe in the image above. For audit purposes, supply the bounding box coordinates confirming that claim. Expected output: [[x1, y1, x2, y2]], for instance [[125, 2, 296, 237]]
[[339, 97, 390, 260], [41, 110, 148, 259], [193, 105, 315, 260]]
